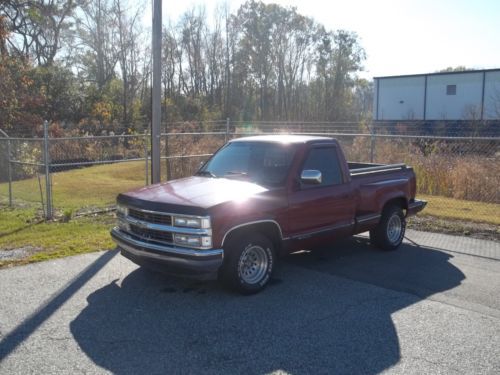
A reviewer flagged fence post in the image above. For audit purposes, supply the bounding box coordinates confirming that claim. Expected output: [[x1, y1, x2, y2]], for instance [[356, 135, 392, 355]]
[[7, 138, 12, 206], [370, 123, 375, 163], [0, 129, 13, 207], [43, 120, 53, 219], [225, 117, 230, 143]]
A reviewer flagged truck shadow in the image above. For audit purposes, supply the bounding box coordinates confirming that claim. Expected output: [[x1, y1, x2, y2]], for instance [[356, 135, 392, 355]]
[[70, 237, 464, 374], [286, 235, 465, 301]]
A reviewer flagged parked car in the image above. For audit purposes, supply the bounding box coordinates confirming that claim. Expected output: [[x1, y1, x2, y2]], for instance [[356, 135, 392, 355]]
[[111, 135, 426, 294]]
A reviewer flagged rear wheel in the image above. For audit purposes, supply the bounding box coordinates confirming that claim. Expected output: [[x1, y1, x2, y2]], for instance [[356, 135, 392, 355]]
[[370, 205, 406, 250], [220, 233, 275, 295]]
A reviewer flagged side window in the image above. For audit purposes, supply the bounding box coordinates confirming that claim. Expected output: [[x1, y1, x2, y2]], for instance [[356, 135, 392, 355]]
[[301, 147, 343, 187]]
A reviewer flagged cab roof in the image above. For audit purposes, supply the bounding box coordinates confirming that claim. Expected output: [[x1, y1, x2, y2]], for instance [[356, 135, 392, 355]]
[[230, 134, 334, 144]]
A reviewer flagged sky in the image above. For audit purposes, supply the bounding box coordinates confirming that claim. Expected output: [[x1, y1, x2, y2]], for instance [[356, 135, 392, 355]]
[[142, 0, 500, 79]]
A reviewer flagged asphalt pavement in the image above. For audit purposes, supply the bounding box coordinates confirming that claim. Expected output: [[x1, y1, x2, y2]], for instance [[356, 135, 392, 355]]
[[0, 229, 499, 374]]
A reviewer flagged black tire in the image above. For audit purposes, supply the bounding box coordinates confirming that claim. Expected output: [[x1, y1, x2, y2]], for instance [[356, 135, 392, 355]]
[[220, 233, 275, 295], [370, 205, 406, 251]]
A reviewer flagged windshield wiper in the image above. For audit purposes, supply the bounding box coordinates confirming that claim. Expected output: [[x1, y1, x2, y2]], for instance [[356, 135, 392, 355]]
[[225, 171, 248, 177], [224, 171, 252, 181], [195, 170, 217, 178]]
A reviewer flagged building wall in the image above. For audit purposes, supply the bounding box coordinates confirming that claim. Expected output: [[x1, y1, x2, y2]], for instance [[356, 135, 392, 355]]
[[484, 71, 500, 120], [425, 72, 483, 120], [376, 76, 425, 120], [374, 70, 500, 121]]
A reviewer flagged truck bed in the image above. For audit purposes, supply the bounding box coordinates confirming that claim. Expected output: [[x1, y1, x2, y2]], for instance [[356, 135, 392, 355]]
[[345, 161, 417, 233]]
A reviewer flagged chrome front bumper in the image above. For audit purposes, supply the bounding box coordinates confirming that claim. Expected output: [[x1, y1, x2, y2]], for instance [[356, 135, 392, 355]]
[[111, 227, 224, 279]]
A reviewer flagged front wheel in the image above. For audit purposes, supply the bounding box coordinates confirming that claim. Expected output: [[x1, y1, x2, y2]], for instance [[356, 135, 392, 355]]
[[370, 206, 406, 250], [220, 233, 275, 295]]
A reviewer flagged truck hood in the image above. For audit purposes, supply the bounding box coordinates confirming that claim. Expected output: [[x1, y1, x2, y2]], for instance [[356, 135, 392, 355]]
[[118, 176, 269, 214]]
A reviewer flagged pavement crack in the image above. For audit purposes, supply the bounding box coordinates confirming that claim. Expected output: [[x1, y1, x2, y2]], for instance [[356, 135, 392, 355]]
[[46, 336, 73, 342], [404, 355, 468, 374], [425, 295, 500, 320], [76, 335, 163, 350], [302, 267, 500, 320], [297, 294, 406, 330]]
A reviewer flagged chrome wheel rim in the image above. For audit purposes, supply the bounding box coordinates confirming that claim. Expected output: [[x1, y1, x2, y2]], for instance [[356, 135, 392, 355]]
[[387, 214, 402, 244], [238, 245, 268, 284]]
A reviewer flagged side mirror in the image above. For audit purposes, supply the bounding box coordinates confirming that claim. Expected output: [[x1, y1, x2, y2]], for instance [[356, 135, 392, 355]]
[[300, 170, 322, 185]]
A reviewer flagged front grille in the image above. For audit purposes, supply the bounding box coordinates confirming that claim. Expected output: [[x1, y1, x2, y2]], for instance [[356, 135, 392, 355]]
[[128, 208, 172, 226], [130, 225, 173, 244]]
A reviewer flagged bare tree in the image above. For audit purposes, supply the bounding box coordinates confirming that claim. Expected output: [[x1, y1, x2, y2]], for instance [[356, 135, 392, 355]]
[[162, 23, 178, 101], [1, 0, 80, 65], [179, 7, 208, 97], [76, 0, 119, 89], [205, 6, 224, 108], [113, 0, 144, 128], [273, 8, 317, 120]]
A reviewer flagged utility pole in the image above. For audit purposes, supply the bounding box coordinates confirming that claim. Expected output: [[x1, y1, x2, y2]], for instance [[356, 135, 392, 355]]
[[151, 0, 162, 183], [224, 8, 230, 118]]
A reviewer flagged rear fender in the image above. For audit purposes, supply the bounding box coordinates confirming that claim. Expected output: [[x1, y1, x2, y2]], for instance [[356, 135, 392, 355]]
[[379, 194, 408, 214]]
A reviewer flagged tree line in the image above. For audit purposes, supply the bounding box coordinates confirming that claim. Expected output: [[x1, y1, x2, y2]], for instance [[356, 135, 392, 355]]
[[0, 0, 373, 137]]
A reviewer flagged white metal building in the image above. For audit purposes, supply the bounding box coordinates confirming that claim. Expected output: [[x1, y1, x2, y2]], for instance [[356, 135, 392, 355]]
[[373, 69, 500, 121]]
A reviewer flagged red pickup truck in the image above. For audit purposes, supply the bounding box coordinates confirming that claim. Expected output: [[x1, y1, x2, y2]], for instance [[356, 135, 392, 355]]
[[111, 135, 426, 294]]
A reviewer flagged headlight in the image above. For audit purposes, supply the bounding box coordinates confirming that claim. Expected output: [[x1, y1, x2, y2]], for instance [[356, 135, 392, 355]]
[[116, 204, 128, 217], [173, 216, 211, 229], [174, 234, 212, 248], [174, 217, 200, 228]]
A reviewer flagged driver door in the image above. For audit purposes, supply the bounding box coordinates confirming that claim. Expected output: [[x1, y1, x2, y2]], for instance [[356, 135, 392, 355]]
[[287, 145, 355, 240]]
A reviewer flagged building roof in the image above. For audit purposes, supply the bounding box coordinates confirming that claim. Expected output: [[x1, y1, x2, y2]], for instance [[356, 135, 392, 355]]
[[230, 134, 333, 144], [374, 68, 500, 80]]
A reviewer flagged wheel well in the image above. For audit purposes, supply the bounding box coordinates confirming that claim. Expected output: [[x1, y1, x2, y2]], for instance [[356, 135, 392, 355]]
[[383, 197, 408, 214], [222, 222, 282, 252]]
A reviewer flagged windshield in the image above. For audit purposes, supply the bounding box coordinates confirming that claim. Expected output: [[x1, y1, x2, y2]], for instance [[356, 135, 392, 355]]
[[197, 141, 296, 187]]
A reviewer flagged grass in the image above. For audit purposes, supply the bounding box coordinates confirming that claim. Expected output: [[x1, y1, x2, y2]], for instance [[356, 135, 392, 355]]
[[0, 160, 168, 267], [0, 207, 115, 268], [0, 161, 149, 210], [421, 194, 500, 225], [0, 161, 498, 268]]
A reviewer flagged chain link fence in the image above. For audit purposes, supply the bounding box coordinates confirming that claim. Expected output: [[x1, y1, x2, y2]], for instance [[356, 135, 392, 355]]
[[1, 120, 499, 237]]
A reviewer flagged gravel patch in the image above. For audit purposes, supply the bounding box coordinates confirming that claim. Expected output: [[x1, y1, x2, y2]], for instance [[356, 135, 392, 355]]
[[409, 215, 500, 242], [0, 246, 41, 261]]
